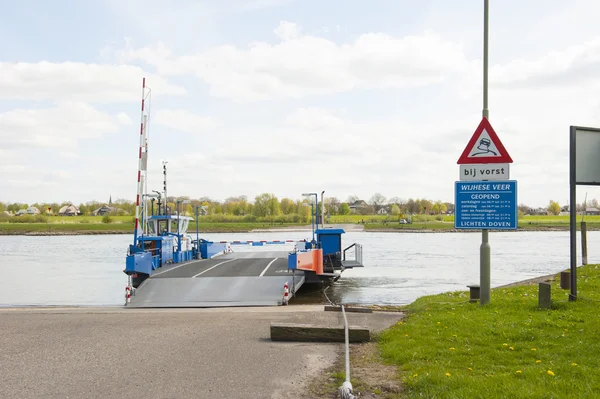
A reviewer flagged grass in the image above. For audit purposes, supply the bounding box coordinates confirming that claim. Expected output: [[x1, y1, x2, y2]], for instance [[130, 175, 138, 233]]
[[377, 264, 600, 398], [2, 214, 600, 234], [0, 223, 133, 234], [362, 215, 600, 231], [0, 221, 306, 234]]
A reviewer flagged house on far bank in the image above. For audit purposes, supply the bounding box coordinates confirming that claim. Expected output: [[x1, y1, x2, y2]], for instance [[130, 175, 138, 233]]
[[59, 205, 80, 216], [199, 205, 209, 216], [584, 207, 600, 216], [15, 207, 40, 216], [349, 200, 368, 214], [92, 205, 119, 216], [26, 206, 41, 215]]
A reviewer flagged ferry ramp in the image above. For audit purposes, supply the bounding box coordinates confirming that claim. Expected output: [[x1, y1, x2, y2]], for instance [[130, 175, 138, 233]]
[[127, 250, 305, 308]]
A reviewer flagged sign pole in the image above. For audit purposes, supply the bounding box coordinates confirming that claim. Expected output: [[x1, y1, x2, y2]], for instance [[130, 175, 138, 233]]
[[569, 127, 577, 301], [480, 0, 491, 305]]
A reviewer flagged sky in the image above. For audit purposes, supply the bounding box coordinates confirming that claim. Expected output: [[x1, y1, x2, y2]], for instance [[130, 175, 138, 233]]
[[2, 0, 600, 208]]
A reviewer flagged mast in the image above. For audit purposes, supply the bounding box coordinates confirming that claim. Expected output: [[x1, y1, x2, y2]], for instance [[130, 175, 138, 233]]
[[142, 114, 149, 234], [133, 77, 150, 245]]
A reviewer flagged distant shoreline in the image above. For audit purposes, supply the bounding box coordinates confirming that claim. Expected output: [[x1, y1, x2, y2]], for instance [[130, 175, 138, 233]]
[[0, 225, 595, 236]]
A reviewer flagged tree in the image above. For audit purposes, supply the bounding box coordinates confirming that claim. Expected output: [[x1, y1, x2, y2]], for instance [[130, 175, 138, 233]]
[[547, 200, 560, 216], [324, 197, 341, 215], [369, 193, 387, 211], [406, 199, 419, 214], [7, 203, 26, 213], [443, 202, 454, 213], [357, 205, 375, 215], [390, 204, 400, 215], [78, 204, 89, 216], [223, 196, 249, 215], [439, 202, 448, 214], [253, 193, 279, 217], [518, 203, 532, 215], [431, 200, 446, 214], [339, 203, 350, 215], [280, 198, 295, 215], [346, 195, 359, 204], [296, 200, 311, 222], [419, 199, 433, 214]]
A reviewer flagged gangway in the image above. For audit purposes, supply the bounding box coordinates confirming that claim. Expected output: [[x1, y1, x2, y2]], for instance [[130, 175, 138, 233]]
[[127, 250, 305, 307]]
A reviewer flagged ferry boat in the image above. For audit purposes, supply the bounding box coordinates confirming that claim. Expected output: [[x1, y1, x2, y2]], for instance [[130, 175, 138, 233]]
[[122, 78, 364, 307]]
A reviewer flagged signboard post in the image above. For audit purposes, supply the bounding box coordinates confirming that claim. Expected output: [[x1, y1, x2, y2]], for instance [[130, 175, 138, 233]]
[[569, 125, 600, 301], [455, 0, 516, 306]]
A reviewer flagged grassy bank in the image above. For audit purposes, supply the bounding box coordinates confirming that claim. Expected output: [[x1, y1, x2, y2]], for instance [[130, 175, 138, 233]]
[[0, 221, 308, 235], [363, 214, 600, 231], [375, 265, 600, 398], [1, 214, 600, 235]]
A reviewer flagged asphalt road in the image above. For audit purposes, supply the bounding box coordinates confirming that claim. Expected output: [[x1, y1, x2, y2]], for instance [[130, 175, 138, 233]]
[[0, 306, 402, 399]]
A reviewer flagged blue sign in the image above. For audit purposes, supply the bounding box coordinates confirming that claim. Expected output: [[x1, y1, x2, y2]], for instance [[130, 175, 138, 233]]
[[455, 180, 517, 230]]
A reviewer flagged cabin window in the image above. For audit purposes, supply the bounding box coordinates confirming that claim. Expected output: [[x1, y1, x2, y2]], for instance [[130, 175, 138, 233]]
[[157, 220, 168, 234], [147, 222, 156, 235]]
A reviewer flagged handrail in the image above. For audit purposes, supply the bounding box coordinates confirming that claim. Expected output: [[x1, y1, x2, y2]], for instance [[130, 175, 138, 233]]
[[343, 243, 363, 265], [342, 243, 356, 261]]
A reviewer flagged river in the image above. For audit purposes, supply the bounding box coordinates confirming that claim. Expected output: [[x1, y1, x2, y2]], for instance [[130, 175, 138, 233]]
[[0, 231, 593, 307]]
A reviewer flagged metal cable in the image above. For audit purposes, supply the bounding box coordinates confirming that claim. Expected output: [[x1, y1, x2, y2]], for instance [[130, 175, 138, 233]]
[[323, 285, 336, 306], [338, 304, 355, 399], [323, 279, 354, 397]]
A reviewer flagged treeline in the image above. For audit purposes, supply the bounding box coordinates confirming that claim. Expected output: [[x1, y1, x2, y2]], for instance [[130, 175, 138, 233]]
[[4, 194, 597, 220], [0, 193, 455, 218], [520, 199, 600, 216]]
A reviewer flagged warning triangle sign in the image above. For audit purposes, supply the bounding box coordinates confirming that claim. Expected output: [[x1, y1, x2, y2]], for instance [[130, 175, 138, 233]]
[[457, 117, 513, 164]]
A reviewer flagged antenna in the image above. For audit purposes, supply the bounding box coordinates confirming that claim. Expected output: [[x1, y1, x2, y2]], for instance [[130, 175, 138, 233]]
[[163, 160, 168, 215]]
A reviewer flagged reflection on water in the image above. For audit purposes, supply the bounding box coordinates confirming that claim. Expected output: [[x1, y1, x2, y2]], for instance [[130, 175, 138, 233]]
[[0, 231, 595, 307]]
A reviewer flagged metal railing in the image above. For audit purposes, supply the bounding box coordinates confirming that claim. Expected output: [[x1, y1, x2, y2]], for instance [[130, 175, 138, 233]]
[[342, 243, 363, 265]]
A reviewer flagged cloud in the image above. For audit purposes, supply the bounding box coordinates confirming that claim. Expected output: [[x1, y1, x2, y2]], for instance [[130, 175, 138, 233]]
[[490, 37, 600, 89], [116, 21, 470, 101], [116, 112, 134, 125], [153, 109, 221, 133], [274, 20, 301, 41], [0, 62, 186, 102], [285, 107, 345, 130], [0, 102, 131, 149]]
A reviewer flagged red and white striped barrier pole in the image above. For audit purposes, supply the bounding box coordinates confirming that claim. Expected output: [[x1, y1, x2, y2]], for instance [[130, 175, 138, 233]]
[[125, 285, 131, 304], [283, 281, 289, 305]]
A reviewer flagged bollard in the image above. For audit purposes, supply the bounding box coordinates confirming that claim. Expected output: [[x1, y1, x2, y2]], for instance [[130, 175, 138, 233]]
[[125, 285, 131, 304], [560, 271, 570, 290], [282, 282, 289, 305], [467, 285, 480, 302], [538, 282, 551, 309]]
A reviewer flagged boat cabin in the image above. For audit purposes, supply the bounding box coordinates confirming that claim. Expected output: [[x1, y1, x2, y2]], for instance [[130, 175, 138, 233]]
[[144, 214, 194, 236]]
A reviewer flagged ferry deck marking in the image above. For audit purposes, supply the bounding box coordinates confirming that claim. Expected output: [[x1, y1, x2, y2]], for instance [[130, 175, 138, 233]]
[[259, 258, 279, 277], [151, 259, 204, 277], [192, 258, 237, 278]]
